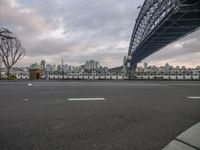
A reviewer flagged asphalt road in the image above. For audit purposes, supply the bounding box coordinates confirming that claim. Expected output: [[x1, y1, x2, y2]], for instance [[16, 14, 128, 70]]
[[0, 81, 200, 150]]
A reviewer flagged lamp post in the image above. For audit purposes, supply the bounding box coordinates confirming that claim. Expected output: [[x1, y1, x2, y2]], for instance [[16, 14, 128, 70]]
[[62, 60, 64, 80], [191, 70, 193, 80], [127, 62, 131, 80], [199, 70, 200, 80], [0, 61, 2, 80], [45, 67, 49, 80], [127, 55, 132, 80]]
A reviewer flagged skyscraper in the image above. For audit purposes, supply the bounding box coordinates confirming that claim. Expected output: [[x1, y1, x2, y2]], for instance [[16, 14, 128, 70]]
[[40, 60, 46, 70], [84, 60, 100, 73], [144, 62, 148, 72]]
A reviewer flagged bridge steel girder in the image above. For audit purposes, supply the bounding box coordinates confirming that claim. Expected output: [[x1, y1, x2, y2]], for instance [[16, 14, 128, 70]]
[[127, 0, 200, 70]]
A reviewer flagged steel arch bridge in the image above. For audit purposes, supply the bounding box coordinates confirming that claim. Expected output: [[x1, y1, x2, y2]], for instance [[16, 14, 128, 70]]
[[127, 0, 200, 70]]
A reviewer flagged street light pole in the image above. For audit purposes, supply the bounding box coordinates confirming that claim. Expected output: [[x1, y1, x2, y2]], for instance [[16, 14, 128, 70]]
[[0, 61, 2, 80], [199, 70, 200, 80], [62, 60, 64, 80]]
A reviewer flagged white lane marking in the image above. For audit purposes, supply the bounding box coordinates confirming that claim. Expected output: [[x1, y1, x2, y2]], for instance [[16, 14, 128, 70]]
[[68, 98, 105, 101], [51, 124, 65, 130], [23, 99, 29, 102], [187, 96, 200, 99], [27, 83, 32, 86]]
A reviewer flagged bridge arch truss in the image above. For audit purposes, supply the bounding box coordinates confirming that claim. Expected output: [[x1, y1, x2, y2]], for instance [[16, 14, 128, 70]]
[[128, 0, 200, 69]]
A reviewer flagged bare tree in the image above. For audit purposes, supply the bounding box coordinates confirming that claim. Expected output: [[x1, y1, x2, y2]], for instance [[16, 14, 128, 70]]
[[0, 28, 25, 77]]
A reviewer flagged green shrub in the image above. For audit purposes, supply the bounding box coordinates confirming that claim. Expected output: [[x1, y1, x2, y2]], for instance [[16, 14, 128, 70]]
[[2, 75, 16, 80]]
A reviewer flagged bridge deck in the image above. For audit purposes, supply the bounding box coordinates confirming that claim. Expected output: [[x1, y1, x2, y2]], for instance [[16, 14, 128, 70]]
[[129, 0, 200, 69]]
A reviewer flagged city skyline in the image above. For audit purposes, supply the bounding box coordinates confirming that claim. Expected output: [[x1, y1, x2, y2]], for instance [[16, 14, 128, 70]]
[[0, 0, 200, 68], [1, 59, 200, 71], [1, 59, 200, 80]]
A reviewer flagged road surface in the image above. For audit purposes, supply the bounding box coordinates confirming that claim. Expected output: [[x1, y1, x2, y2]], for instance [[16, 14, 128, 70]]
[[0, 81, 200, 150]]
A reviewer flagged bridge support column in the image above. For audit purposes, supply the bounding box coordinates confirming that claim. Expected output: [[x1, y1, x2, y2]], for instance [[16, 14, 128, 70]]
[[128, 63, 137, 80]]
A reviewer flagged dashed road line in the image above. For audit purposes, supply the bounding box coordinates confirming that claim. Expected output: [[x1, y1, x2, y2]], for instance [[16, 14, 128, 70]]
[[68, 98, 105, 101], [187, 96, 200, 99]]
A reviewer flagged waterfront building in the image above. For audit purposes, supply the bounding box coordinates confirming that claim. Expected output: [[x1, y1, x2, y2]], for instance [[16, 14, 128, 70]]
[[29, 63, 43, 80]]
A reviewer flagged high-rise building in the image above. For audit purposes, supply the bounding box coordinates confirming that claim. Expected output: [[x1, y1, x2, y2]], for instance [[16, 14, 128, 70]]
[[72, 66, 76, 71], [51, 64, 57, 72], [46, 64, 52, 72], [63, 65, 69, 73], [68, 66, 72, 71], [165, 63, 170, 70], [40, 60, 46, 70], [143, 62, 148, 72], [84, 61, 90, 71], [57, 65, 62, 72], [78, 65, 85, 73], [84, 60, 100, 72]]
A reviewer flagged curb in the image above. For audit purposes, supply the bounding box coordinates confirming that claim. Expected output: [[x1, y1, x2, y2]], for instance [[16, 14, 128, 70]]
[[162, 122, 200, 150]]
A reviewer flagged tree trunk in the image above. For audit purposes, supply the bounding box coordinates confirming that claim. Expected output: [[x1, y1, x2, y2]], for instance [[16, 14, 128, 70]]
[[6, 67, 11, 78]]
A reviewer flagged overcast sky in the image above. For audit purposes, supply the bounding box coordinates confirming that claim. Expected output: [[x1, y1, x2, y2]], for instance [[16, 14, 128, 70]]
[[0, 0, 200, 68]]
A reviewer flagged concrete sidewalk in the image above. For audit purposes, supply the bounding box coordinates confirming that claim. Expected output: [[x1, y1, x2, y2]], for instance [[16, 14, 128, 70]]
[[162, 122, 200, 150]]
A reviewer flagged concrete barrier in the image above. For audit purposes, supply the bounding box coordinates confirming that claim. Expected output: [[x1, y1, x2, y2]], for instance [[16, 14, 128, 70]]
[[106, 73, 111, 80], [185, 75, 192, 80], [118, 74, 123, 79], [84, 73, 88, 80], [100, 74, 105, 80], [170, 75, 176, 80], [94, 74, 99, 80]]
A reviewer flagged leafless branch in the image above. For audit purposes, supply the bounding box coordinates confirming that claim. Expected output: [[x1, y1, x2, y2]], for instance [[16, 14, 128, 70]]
[[0, 28, 25, 77]]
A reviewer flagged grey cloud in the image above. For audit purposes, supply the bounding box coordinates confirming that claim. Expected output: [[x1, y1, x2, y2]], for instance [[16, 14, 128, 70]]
[[7, 0, 143, 67], [58, 49, 126, 68], [18, 0, 141, 39], [2, 0, 199, 67], [28, 37, 126, 67], [0, 0, 49, 38]]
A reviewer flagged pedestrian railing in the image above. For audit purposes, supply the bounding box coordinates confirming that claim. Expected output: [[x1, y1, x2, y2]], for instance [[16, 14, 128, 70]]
[[1, 72, 200, 80]]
